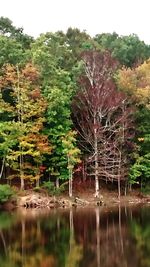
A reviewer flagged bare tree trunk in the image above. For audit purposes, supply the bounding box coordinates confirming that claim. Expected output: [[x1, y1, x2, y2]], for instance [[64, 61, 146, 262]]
[[94, 126, 99, 198], [19, 148, 24, 190], [21, 178, 24, 190], [118, 175, 121, 199], [17, 66, 25, 191], [140, 179, 143, 191], [118, 151, 121, 200], [82, 160, 86, 182], [20, 155, 24, 190], [69, 168, 73, 197], [124, 180, 127, 196], [36, 178, 40, 187], [56, 177, 59, 189], [128, 183, 132, 192], [68, 154, 73, 197], [0, 156, 5, 179]]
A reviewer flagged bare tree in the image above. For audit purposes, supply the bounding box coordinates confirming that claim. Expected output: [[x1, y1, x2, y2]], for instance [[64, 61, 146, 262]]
[[72, 51, 133, 197]]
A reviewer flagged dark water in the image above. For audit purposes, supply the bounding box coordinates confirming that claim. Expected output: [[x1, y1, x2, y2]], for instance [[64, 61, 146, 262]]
[[0, 205, 150, 267]]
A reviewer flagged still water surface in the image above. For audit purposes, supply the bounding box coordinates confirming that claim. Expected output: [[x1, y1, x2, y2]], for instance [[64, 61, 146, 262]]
[[0, 205, 149, 267]]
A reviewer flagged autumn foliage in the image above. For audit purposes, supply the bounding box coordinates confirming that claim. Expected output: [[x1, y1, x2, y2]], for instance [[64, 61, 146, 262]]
[[0, 17, 150, 195]]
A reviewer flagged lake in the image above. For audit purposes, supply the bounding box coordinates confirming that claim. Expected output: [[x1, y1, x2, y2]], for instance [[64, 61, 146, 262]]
[[0, 204, 149, 267]]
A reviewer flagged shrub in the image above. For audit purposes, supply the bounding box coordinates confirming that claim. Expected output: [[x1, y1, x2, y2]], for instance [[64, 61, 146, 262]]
[[42, 181, 65, 196], [141, 185, 150, 195], [0, 184, 14, 204]]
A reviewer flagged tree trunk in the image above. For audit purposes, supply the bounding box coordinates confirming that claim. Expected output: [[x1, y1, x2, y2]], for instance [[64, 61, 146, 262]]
[[36, 178, 40, 187], [140, 179, 143, 191], [118, 151, 121, 199], [0, 156, 5, 179], [128, 183, 132, 192], [56, 177, 59, 189], [21, 176, 24, 191], [94, 125, 99, 197], [20, 155, 24, 190], [69, 169, 73, 197], [17, 66, 25, 191], [124, 180, 127, 196], [82, 160, 87, 182], [118, 175, 121, 199]]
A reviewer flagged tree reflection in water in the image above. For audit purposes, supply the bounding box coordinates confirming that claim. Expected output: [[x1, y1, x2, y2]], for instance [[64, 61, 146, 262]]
[[0, 205, 149, 267]]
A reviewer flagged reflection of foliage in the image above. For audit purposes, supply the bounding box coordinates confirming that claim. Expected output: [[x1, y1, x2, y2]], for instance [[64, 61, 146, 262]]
[[4, 207, 150, 267], [131, 207, 150, 267], [0, 256, 18, 267], [0, 212, 17, 230], [0, 212, 71, 267], [65, 238, 83, 267], [0, 213, 19, 267], [13, 251, 56, 267], [42, 215, 70, 267]]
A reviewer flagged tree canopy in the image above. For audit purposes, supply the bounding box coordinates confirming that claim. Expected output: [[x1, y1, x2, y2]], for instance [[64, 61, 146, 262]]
[[0, 17, 150, 195]]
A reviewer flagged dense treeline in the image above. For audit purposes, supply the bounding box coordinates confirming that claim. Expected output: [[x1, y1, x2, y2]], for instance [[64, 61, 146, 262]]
[[0, 17, 150, 196]]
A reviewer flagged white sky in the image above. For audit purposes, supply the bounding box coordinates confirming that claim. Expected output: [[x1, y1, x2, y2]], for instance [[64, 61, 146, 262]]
[[1, 0, 150, 44]]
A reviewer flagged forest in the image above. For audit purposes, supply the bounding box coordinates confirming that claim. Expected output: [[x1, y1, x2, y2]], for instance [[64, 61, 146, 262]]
[[0, 16, 150, 198]]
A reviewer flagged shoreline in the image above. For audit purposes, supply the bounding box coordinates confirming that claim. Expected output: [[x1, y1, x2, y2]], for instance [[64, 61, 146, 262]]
[[15, 191, 150, 209], [1, 190, 150, 211]]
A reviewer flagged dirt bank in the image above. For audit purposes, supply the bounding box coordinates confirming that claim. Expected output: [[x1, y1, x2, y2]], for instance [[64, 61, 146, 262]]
[[16, 189, 150, 209]]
